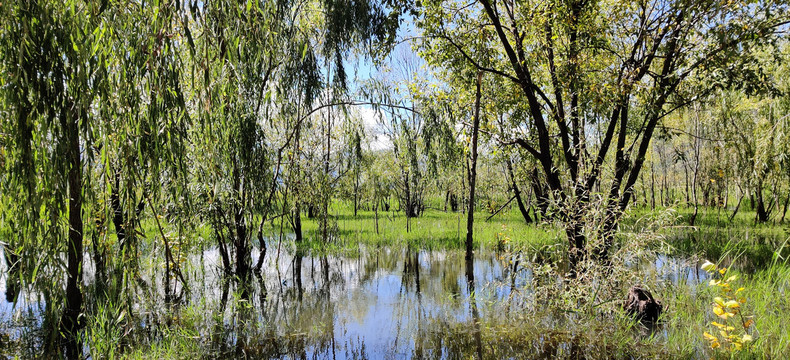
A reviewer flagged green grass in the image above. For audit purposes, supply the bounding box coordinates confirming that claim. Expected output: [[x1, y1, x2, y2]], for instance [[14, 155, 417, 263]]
[[286, 200, 561, 255], [656, 259, 790, 359], [624, 206, 790, 273], [629, 204, 789, 233]]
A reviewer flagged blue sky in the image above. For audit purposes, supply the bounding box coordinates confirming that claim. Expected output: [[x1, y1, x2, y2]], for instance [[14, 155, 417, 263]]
[[343, 17, 426, 151]]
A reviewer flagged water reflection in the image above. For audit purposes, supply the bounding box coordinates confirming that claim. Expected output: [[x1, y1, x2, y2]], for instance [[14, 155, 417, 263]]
[[643, 254, 710, 285], [0, 243, 724, 358], [175, 244, 534, 358]]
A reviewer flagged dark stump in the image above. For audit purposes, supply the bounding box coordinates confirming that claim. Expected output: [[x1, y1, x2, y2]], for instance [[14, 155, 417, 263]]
[[624, 285, 663, 325]]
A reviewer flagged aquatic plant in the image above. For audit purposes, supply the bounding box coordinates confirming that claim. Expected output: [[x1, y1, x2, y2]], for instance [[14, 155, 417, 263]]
[[700, 260, 754, 351]]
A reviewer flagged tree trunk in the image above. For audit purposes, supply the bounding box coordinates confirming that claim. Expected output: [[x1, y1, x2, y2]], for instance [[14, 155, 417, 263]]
[[294, 206, 303, 243], [652, 162, 658, 209], [374, 203, 380, 235], [729, 186, 744, 223], [755, 189, 769, 223], [109, 171, 145, 298], [322, 108, 332, 241], [61, 113, 83, 359], [466, 72, 483, 264], [353, 170, 359, 217], [215, 225, 231, 273], [689, 129, 701, 226], [254, 228, 267, 273], [530, 169, 549, 220], [111, 171, 127, 248], [779, 191, 789, 223], [507, 159, 532, 223], [690, 168, 699, 227], [3, 243, 20, 303], [231, 156, 251, 284], [461, 164, 467, 214], [293, 119, 304, 242], [294, 252, 303, 301], [234, 208, 249, 282]]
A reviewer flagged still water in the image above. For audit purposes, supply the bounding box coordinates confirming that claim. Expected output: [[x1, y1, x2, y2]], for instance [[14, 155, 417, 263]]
[[0, 243, 708, 358], [185, 245, 532, 358]]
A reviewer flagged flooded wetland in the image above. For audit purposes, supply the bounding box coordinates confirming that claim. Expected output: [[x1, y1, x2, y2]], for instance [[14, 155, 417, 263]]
[[5, 221, 784, 359], [2, 0, 790, 357]]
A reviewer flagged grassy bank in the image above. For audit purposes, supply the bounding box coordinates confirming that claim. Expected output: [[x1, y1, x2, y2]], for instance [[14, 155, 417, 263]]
[[286, 201, 561, 254]]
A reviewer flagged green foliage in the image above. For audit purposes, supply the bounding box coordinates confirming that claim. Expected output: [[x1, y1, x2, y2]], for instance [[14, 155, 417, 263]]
[[0, 0, 789, 357]]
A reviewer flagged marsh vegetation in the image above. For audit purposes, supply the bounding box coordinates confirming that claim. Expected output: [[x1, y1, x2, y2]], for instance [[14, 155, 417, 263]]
[[1, 0, 790, 358]]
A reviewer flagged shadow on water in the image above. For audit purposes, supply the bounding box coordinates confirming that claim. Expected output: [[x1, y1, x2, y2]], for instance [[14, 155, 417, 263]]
[[0, 238, 729, 358]]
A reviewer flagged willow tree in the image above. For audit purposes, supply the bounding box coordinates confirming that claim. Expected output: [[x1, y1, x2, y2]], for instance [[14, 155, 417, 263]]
[[190, 0, 400, 281], [715, 92, 789, 223], [189, 0, 306, 284], [97, 0, 192, 303], [416, 0, 790, 271], [1, 0, 195, 354], [0, 0, 111, 355]]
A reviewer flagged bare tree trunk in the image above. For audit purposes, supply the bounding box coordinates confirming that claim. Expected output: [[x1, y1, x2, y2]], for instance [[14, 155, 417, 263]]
[[294, 206, 303, 243], [232, 159, 250, 283], [690, 164, 700, 226], [461, 164, 467, 215], [322, 108, 332, 241], [254, 229, 267, 273], [663, 173, 669, 207], [374, 203, 380, 234], [689, 115, 702, 226], [353, 170, 359, 217], [403, 171, 412, 232], [3, 243, 20, 303], [292, 119, 304, 243], [234, 206, 249, 282], [654, 162, 660, 209], [729, 184, 744, 222], [214, 223, 231, 273], [486, 195, 516, 221], [466, 72, 483, 264]]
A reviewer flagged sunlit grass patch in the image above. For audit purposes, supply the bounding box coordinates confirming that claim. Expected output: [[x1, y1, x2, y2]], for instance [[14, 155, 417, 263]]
[[292, 201, 561, 255]]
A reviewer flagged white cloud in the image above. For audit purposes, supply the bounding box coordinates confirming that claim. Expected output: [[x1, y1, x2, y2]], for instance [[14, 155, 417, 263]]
[[357, 106, 392, 151]]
